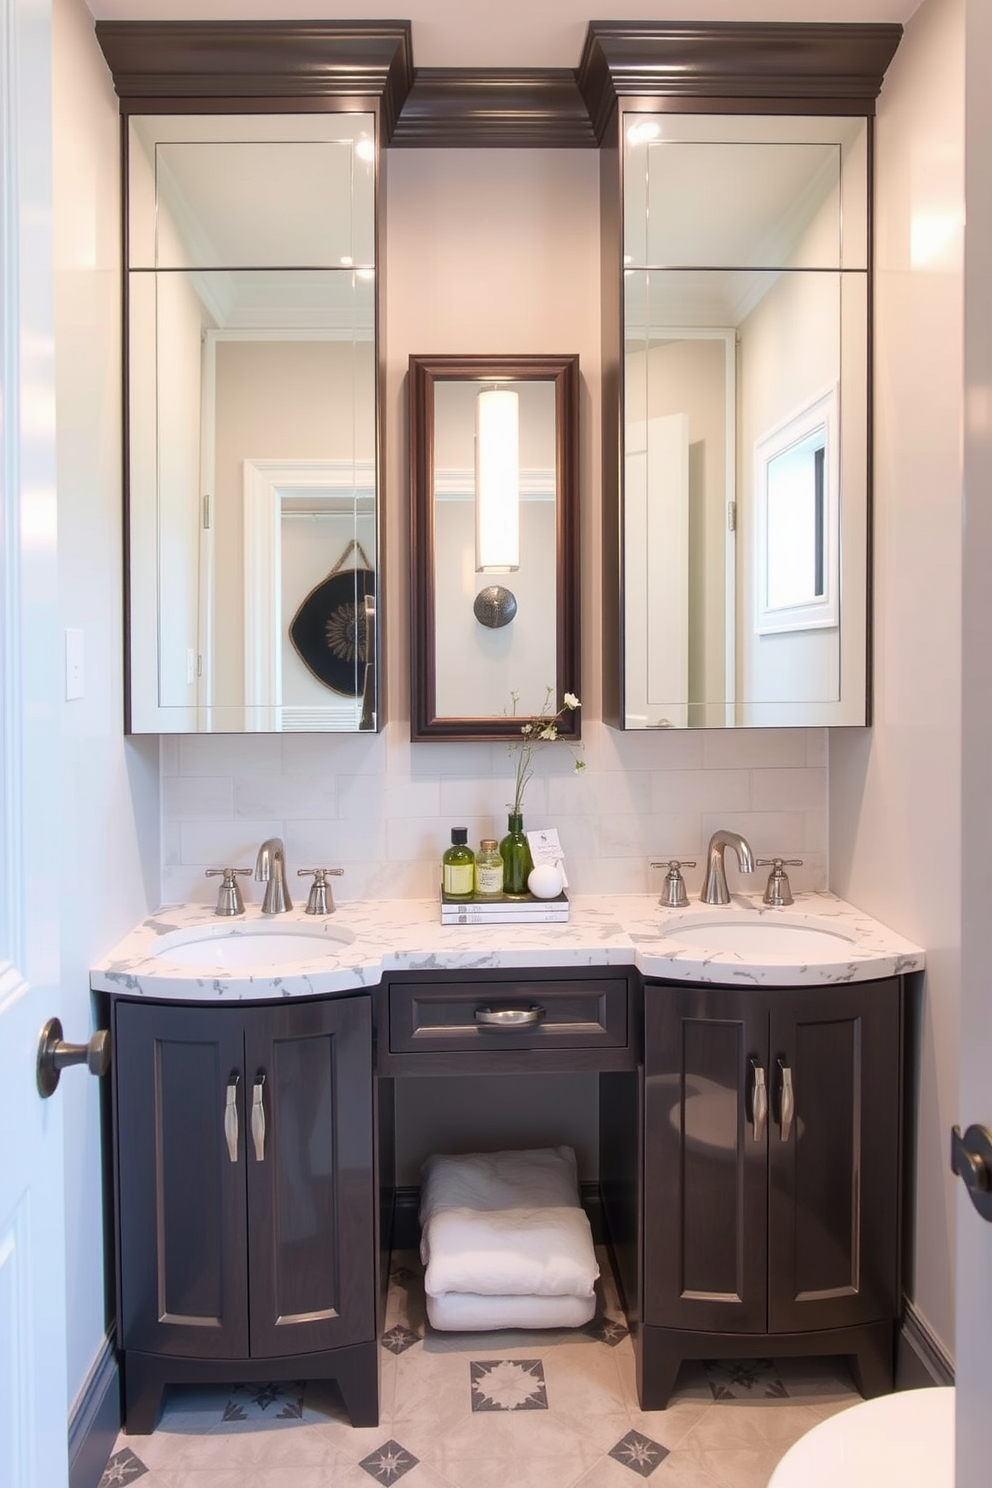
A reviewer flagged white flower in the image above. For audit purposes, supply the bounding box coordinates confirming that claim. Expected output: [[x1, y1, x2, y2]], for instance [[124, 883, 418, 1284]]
[[504, 686, 584, 814]]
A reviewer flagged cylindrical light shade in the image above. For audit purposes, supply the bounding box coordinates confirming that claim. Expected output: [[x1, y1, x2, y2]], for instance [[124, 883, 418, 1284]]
[[475, 387, 520, 572]]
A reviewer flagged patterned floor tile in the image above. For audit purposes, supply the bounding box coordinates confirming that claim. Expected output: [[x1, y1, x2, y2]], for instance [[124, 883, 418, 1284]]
[[470, 1358, 548, 1411], [98, 1447, 148, 1486], [608, 1429, 670, 1478], [703, 1360, 787, 1401], [381, 1324, 421, 1355], [221, 1382, 305, 1421], [586, 1316, 630, 1347], [96, 1254, 844, 1488], [358, 1439, 420, 1482]]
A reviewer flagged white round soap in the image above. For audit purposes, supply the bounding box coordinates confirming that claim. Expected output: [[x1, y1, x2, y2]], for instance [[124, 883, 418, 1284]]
[[528, 864, 564, 899]]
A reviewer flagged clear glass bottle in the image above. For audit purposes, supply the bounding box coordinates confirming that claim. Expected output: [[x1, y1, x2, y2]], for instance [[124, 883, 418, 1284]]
[[499, 811, 534, 897], [442, 828, 475, 899], [475, 838, 504, 897]]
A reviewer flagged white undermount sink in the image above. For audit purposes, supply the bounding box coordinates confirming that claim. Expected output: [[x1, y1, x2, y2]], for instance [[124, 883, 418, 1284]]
[[661, 912, 856, 963], [151, 921, 356, 971]]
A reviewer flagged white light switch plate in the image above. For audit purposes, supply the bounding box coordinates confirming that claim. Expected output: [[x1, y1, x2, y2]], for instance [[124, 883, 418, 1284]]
[[65, 628, 84, 700]]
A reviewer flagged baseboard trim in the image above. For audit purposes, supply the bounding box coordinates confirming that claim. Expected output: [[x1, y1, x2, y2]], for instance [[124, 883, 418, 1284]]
[[897, 1301, 955, 1389], [390, 1181, 605, 1251], [68, 1332, 120, 1488]]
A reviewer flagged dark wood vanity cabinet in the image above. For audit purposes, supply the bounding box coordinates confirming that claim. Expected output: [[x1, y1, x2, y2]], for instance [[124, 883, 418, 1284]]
[[112, 994, 377, 1434], [639, 977, 902, 1407]]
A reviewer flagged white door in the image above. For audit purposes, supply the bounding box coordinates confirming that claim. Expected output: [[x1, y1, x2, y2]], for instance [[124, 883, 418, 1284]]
[[957, 4, 992, 1480], [0, 1, 70, 1484]]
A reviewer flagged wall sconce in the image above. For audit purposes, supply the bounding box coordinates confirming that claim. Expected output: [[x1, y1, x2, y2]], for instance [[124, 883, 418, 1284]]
[[475, 386, 519, 572]]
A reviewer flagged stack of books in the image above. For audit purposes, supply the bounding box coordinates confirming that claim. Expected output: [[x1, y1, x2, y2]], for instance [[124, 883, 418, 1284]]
[[440, 890, 569, 925]]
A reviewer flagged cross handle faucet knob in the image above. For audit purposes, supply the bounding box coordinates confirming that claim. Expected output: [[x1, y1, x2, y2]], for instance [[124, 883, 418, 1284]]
[[756, 858, 803, 907], [298, 867, 344, 916]]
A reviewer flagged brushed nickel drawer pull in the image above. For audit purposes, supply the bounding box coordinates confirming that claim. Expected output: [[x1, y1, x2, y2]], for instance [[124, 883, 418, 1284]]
[[224, 1074, 240, 1163], [778, 1060, 795, 1143], [749, 1057, 768, 1143], [251, 1074, 267, 1162], [474, 1006, 546, 1029]]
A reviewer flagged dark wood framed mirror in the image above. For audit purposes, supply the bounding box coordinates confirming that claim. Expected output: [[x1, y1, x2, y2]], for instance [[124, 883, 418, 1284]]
[[409, 354, 580, 742]]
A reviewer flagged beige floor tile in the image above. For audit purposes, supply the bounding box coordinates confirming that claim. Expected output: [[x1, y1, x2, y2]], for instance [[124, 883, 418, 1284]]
[[681, 1399, 823, 1454], [672, 1444, 789, 1488], [653, 1448, 739, 1487], [420, 1448, 604, 1488], [541, 1339, 629, 1415]]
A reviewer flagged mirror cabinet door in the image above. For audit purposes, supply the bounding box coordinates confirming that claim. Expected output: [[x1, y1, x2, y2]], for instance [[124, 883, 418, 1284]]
[[126, 114, 379, 733], [619, 113, 870, 728], [409, 355, 580, 742]]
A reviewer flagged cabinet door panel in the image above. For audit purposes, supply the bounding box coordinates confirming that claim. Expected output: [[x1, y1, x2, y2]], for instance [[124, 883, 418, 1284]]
[[245, 996, 375, 1357], [644, 985, 768, 1332], [767, 980, 901, 1332], [115, 1001, 249, 1358]]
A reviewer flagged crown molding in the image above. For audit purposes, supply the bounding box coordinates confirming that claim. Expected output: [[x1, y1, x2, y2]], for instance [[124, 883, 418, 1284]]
[[577, 21, 903, 142], [94, 20, 903, 148], [390, 68, 596, 147], [95, 20, 414, 141]]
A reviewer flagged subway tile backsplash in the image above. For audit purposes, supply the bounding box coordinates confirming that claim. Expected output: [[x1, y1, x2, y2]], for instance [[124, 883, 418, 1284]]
[[159, 722, 828, 906]]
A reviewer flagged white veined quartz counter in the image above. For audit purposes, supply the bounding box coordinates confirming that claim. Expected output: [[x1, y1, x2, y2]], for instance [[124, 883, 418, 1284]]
[[90, 891, 924, 1003]]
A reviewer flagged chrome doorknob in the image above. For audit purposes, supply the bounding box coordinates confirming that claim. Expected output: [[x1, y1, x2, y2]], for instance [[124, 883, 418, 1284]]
[[36, 1018, 111, 1098], [951, 1124, 992, 1221]]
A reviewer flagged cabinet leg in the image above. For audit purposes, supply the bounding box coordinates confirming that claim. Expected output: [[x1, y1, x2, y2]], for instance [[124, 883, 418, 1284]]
[[850, 1322, 895, 1399], [336, 1343, 380, 1428], [637, 1326, 684, 1411], [122, 1354, 165, 1436]]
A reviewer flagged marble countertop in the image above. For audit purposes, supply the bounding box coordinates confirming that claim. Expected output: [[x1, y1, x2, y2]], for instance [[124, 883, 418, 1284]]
[[90, 891, 925, 1002]]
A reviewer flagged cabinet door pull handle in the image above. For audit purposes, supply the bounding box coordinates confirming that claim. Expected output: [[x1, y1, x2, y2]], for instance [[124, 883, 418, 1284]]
[[474, 1006, 546, 1029], [778, 1060, 795, 1143], [251, 1074, 266, 1162], [224, 1074, 240, 1163], [750, 1058, 768, 1143]]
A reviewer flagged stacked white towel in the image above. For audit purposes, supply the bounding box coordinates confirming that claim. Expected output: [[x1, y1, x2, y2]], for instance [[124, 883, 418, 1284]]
[[419, 1146, 599, 1331]]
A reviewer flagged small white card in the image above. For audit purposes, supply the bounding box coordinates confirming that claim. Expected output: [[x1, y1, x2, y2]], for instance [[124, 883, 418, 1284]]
[[526, 827, 568, 888]]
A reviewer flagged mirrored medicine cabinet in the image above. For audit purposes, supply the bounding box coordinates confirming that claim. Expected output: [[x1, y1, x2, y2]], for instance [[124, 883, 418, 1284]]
[[587, 21, 901, 730], [97, 21, 412, 734]]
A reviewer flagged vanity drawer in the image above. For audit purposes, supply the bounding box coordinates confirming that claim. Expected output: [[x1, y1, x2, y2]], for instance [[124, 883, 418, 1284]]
[[380, 970, 631, 1073]]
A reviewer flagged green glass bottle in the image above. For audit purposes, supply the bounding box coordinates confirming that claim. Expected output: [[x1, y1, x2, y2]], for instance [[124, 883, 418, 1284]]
[[442, 828, 475, 899], [499, 812, 533, 897]]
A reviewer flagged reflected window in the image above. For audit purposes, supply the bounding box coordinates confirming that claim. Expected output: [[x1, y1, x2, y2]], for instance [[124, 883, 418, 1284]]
[[755, 388, 838, 634]]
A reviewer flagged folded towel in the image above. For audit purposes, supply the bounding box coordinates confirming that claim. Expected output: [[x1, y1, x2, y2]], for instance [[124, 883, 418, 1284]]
[[419, 1147, 599, 1300], [426, 1289, 597, 1332]]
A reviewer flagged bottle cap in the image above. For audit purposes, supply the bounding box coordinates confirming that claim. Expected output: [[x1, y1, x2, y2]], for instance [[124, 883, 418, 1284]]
[[450, 828, 468, 845], [479, 839, 498, 851]]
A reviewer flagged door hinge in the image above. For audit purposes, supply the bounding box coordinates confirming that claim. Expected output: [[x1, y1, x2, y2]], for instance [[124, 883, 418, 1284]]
[[202, 494, 211, 530], [727, 501, 737, 533]]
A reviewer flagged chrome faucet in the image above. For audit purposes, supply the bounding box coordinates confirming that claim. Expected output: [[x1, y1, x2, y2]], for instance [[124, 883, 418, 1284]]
[[701, 829, 755, 905], [255, 837, 292, 914]]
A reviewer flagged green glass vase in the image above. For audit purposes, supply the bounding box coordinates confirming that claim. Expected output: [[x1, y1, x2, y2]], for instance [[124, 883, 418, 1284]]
[[499, 811, 533, 897]]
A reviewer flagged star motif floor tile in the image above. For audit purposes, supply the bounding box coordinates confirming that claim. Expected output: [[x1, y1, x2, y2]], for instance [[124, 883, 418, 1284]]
[[586, 1315, 630, 1346], [221, 1381, 305, 1421], [382, 1324, 421, 1355], [358, 1438, 420, 1481], [705, 1358, 789, 1400], [97, 1447, 148, 1486], [608, 1430, 670, 1478], [470, 1358, 548, 1411]]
